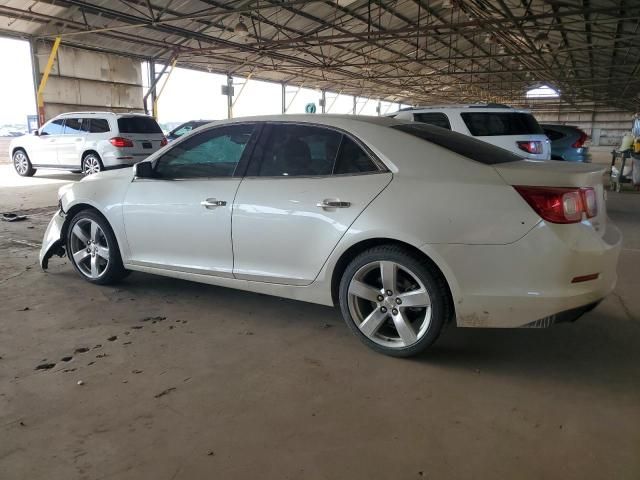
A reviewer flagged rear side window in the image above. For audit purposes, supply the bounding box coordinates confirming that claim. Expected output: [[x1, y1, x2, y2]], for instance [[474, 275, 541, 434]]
[[63, 118, 83, 134], [333, 136, 378, 174], [392, 123, 520, 165], [543, 128, 564, 141], [461, 112, 543, 136], [252, 124, 342, 177], [413, 112, 451, 130], [84, 118, 110, 133], [117, 116, 162, 134]]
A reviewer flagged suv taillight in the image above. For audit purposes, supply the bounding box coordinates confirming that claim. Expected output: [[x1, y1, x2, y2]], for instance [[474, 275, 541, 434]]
[[514, 186, 598, 224], [572, 130, 588, 148], [517, 140, 544, 155], [109, 137, 133, 148], [160, 137, 168, 147]]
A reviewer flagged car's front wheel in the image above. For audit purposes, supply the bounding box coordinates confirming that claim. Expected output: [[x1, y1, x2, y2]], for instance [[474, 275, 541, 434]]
[[66, 210, 127, 285], [13, 149, 36, 177], [82, 153, 103, 175], [339, 245, 450, 357]]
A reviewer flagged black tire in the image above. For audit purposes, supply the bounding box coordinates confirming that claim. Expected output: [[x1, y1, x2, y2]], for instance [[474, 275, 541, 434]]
[[13, 149, 36, 177], [82, 152, 104, 175], [338, 245, 451, 357], [66, 209, 127, 285]]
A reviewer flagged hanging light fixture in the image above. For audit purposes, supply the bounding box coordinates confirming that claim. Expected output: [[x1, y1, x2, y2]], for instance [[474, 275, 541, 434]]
[[234, 17, 249, 37]]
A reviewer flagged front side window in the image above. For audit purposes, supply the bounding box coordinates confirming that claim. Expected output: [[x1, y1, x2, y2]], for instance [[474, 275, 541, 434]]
[[413, 112, 451, 130], [41, 119, 64, 135], [460, 112, 543, 136], [154, 124, 255, 179], [63, 118, 83, 134], [253, 124, 342, 177], [85, 118, 110, 133]]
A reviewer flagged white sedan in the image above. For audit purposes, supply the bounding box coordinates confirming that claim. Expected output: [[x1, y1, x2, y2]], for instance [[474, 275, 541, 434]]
[[40, 115, 621, 357]]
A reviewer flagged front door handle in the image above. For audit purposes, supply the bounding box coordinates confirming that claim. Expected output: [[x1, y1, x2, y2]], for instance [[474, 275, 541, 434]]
[[201, 198, 227, 209], [317, 199, 351, 209]]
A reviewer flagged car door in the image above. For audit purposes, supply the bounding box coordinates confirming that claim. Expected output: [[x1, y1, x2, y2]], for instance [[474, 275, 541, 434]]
[[58, 117, 85, 168], [122, 123, 259, 276], [31, 118, 65, 165], [232, 123, 392, 286]]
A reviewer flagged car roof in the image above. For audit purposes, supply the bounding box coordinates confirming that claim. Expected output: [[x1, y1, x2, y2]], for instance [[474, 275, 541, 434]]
[[212, 114, 408, 130], [391, 104, 532, 114], [54, 112, 153, 118]]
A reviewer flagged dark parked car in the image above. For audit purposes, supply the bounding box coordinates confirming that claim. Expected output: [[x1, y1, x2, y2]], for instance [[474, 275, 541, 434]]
[[541, 124, 591, 162], [166, 120, 213, 142]]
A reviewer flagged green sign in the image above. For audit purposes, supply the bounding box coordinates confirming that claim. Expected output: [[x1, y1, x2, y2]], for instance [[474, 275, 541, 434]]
[[305, 103, 317, 114]]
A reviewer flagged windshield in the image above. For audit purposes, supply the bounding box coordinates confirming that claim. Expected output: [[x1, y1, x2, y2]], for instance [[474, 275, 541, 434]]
[[391, 123, 520, 165], [117, 116, 162, 134]]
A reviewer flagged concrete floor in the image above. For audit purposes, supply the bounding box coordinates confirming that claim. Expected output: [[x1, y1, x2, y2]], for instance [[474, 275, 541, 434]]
[[1, 165, 639, 480]]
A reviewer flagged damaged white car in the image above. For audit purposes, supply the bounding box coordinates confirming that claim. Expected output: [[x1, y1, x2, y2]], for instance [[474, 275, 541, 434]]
[[40, 115, 621, 357]]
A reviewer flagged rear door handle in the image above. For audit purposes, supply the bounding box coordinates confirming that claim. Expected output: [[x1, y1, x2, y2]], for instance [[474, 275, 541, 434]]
[[317, 199, 351, 209], [201, 198, 227, 209]]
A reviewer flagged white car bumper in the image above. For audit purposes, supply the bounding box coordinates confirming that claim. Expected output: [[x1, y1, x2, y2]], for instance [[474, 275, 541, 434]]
[[427, 221, 622, 328], [39, 210, 66, 269]]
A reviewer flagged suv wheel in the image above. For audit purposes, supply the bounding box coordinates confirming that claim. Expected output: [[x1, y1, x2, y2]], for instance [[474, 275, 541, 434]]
[[82, 153, 103, 175], [13, 149, 36, 177], [339, 245, 450, 357]]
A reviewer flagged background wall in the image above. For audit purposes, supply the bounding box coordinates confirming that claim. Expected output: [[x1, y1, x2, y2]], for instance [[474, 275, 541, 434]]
[[35, 43, 143, 121]]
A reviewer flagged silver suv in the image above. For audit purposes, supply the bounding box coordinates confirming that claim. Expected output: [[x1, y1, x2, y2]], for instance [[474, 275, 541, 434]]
[[390, 104, 551, 160], [10, 112, 167, 176]]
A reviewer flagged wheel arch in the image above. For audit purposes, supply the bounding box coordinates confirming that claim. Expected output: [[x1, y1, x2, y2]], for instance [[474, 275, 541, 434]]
[[11, 146, 27, 157], [329, 237, 456, 320], [61, 203, 123, 258]]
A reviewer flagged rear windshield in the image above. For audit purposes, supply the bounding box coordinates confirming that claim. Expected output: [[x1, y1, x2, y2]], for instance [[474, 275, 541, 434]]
[[117, 116, 162, 134], [461, 112, 543, 136], [392, 123, 520, 165]]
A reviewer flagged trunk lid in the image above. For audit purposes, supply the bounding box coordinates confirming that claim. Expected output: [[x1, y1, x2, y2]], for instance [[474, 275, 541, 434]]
[[494, 160, 608, 234]]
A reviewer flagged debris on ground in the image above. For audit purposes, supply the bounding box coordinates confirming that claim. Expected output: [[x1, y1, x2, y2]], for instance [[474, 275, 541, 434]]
[[107, 335, 117, 342], [207, 451, 215, 456], [142, 316, 166, 323], [1, 213, 27, 222], [131, 369, 143, 374], [77, 380, 84, 386], [131, 326, 143, 330], [154, 387, 176, 398], [17, 307, 30, 311], [61, 356, 73, 362], [74, 347, 89, 354], [35, 363, 55, 370]]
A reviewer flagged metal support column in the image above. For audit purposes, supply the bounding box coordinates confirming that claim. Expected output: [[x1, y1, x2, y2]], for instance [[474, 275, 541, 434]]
[[28, 38, 41, 126], [321, 90, 326, 114], [353, 96, 357, 115], [148, 61, 157, 116], [36, 36, 61, 126], [227, 74, 233, 119], [377, 100, 382, 116], [281, 83, 286, 114]]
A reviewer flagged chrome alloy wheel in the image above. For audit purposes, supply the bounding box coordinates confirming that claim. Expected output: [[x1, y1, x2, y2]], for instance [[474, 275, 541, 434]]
[[69, 218, 110, 279], [347, 261, 432, 348], [14, 151, 29, 175], [83, 155, 101, 175]]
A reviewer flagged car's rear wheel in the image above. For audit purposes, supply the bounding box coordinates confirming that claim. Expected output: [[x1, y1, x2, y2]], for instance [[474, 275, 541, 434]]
[[82, 153, 103, 175], [13, 149, 36, 177], [339, 245, 450, 357], [66, 210, 127, 285]]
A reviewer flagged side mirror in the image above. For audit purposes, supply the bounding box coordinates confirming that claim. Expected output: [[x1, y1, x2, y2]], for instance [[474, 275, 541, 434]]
[[134, 161, 154, 178]]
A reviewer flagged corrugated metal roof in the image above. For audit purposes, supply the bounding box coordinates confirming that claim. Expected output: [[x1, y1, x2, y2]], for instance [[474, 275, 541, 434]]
[[1, 0, 638, 109]]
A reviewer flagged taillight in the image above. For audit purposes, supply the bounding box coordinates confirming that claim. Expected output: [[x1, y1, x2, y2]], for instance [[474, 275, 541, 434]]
[[516, 141, 544, 155], [571, 130, 588, 148], [514, 186, 597, 224], [160, 137, 168, 147], [109, 137, 133, 148]]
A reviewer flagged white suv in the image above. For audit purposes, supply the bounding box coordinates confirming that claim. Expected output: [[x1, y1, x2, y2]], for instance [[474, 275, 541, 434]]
[[390, 104, 551, 160], [10, 112, 167, 176]]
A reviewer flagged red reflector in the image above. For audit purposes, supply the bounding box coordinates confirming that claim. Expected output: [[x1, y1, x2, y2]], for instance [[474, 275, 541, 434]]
[[160, 137, 168, 147], [571, 273, 599, 283], [109, 137, 133, 148], [572, 131, 588, 148], [517, 140, 543, 154]]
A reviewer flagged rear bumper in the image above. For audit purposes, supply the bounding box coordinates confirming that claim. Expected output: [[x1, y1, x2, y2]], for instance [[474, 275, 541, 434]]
[[426, 221, 622, 328]]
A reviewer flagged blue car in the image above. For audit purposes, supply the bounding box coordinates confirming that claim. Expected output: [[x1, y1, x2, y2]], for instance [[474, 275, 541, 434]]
[[541, 124, 591, 162]]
